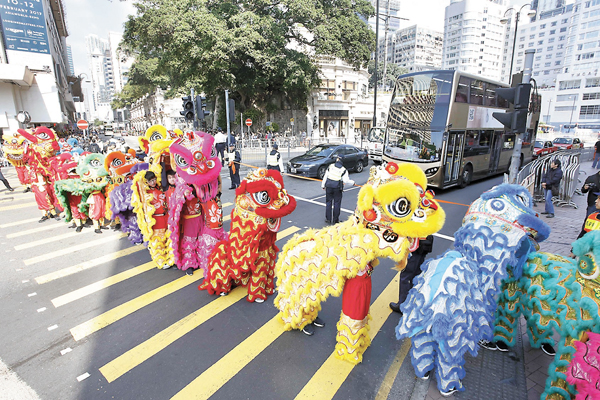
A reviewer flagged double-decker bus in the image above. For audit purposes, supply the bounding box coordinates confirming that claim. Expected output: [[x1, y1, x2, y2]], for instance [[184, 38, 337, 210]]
[[382, 70, 540, 189]]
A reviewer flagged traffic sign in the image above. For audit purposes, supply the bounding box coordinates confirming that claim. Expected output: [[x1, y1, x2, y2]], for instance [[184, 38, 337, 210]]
[[266, 121, 271, 127], [77, 120, 89, 130], [290, 118, 294, 122], [245, 118, 252, 126]]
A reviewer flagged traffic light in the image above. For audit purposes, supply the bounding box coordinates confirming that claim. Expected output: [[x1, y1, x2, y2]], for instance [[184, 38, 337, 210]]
[[492, 83, 532, 133], [181, 96, 195, 121], [195, 95, 210, 121], [228, 99, 235, 122]]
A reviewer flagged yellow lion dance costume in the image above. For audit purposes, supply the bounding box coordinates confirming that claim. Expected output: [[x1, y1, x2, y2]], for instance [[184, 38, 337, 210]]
[[274, 162, 446, 363]]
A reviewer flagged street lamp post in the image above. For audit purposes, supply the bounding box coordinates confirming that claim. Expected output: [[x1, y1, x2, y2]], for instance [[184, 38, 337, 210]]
[[501, 4, 537, 86], [568, 95, 577, 133]]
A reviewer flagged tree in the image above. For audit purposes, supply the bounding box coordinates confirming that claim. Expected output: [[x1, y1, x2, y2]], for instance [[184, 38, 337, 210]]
[[367, 60, 407, 91], [120, 0, 375, 113]]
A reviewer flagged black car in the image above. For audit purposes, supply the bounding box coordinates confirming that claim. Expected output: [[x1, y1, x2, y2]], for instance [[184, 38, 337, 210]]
[[287, 144, 369, 179]]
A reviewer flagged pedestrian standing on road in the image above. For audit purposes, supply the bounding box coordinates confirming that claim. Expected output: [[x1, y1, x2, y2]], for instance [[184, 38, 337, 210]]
[[593, 138, 600, 169], [214, 129, 227, 166], [0, 164, 14, 192], [541, 159, 563, 219], [321, 157, 354, 224], [266, 143, 284, 172], [226, 144, 241, 190], [582, 169, 600, 217], [389, 235, 434, 315]]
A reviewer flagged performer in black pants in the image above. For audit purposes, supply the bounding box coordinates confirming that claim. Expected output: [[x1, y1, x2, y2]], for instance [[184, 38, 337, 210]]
[[0, 165, 14, 192], [389, 235, 434, 315]]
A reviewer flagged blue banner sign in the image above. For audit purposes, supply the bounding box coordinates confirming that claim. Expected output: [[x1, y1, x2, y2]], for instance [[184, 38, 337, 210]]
[[0, 0, 49, 55]]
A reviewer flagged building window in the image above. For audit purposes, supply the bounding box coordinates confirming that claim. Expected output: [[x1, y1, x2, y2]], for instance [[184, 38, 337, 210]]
[[538, 40, 544, 45], [580, 105, 600, 119], [586, 77, 600, 87], [545, 62, 552, 67], [583, 92, 600, 100], [555, 60, 561, 66], [559, 80, 581, 90]]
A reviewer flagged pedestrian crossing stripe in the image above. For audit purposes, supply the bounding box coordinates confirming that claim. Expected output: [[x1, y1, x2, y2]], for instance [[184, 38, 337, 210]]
[[14, 229, 95, 250], [24, 233, 128, 265], [51, 261, 156, 308], [97, 226, 301, 383], [0, 201, 37, 211], [35, 246, 145, 284], [6, 223, 71, 238], [0, 217, 40, 229], [171, 273, 401, 400], [70, 272, 203, 341], [100, 286, 248, 383], [294, 273, 401, 399]]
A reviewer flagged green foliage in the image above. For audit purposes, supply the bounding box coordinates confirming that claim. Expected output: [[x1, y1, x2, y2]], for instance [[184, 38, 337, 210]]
[[120, 0, 375, 110], [268, 122, 280, 133], [367, 61, 408, 90], [93, 119, 104, 127]]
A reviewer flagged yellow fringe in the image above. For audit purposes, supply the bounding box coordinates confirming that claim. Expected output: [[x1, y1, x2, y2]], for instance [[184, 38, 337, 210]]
[[335, 312, 372, 364], [148, 229, 174, 268]]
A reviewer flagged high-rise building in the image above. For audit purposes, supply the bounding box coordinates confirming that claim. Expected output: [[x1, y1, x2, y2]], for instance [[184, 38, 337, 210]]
[[0, 0, 77, 134], [442, 0, 508, 82], [367, 0, 402, 38], [502, 4, 573, 86], [378, 25, 443, 74], [86, 34, 115, 121], [66, 45, 75, 76], [532, 0, 567, 16], [108, 31, 133, 94]]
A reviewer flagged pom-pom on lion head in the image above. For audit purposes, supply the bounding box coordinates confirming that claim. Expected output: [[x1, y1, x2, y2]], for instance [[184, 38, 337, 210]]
[[235, 169, 297, 232], [356, 162, 445, 250]]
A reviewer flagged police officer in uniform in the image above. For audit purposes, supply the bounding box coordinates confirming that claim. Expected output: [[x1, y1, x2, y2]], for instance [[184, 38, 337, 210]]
[[267, 143, 284, 172], [321, 157, 354, 224]]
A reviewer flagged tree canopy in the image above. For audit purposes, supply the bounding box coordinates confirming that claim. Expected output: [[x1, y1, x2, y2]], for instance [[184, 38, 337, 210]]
[[118, 0, 375, 113], [367, 60, 407, 91]]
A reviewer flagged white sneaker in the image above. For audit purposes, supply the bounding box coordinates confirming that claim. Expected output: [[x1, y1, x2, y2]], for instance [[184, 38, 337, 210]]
[[219, 292, 228, 296], [254, 298, 265, 303]]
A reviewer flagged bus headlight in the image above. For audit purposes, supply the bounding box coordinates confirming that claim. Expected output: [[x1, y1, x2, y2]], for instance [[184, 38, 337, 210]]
[[425, 167, 439, 176]]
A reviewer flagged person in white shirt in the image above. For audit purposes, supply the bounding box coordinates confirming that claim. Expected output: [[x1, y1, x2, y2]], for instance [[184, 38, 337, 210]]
[[214, 129, 227, 165], [321, 157, 354, 224], [266, 143, 284, 172]]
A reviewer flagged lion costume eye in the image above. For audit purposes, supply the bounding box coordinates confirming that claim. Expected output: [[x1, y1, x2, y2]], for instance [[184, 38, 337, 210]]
[[150, 132, 163, 142], [252, 191, 271, 205], [516, 194, 529, 207], [174, 154, 189, 168], [38, 132, 50, 140], [111, 158, 123, 167], [387, 198, 411, 218], [90, 159, 101, 167]]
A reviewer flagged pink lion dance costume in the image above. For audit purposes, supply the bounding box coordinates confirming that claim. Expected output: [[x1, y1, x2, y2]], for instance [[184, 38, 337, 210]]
[[168, 131, 226, 275]]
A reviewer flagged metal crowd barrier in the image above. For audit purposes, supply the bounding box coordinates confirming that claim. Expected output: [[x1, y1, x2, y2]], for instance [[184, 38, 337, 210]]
[[518, 150, 582, 209]]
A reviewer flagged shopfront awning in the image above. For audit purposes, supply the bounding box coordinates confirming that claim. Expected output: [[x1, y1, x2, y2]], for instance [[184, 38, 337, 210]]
[[0, 64, 34, 87]]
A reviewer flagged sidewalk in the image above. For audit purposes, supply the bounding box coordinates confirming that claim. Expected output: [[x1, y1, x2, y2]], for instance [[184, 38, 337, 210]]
[[420, 160, 595, 400]]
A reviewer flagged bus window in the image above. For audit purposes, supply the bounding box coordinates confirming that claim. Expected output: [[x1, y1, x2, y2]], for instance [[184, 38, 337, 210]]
[[455, 76, 470, 103], [479, 130, 491, 147], [465, 130, 479, 157], [503, 134, 515, 151], [485, 84, 497, 107], [470, 80, 484, 105]]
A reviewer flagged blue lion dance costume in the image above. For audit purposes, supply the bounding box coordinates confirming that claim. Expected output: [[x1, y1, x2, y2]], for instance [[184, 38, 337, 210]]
[[396, 184, 551, 394]]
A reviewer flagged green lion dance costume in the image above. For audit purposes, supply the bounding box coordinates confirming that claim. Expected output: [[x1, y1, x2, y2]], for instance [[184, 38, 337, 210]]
[[274, 162, 445, 363], [494, 230, 600, 399]]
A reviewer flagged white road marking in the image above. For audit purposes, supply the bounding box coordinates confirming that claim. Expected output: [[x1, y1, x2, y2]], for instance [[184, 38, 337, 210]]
[[37, 308, 46, 313], [21, 280, 29, 283], [60, 348, 72, 356], [15, 268, 22, 272], [27, 292, 37, 297], [76, 373, 90, 382], [47, 325, 58, 331]]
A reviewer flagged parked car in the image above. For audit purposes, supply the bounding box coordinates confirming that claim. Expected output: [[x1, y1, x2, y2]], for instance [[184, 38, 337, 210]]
[[552, 137, 583, 150], [286, 144, 369, 179], [533, 140, 558, 158]]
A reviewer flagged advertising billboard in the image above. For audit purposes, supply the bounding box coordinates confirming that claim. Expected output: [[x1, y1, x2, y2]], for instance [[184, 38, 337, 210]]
[[0, 0, 50, 58]]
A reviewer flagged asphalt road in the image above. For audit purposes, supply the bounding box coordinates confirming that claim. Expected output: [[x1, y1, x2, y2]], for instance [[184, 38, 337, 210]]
[[0, 162, 503, 400]]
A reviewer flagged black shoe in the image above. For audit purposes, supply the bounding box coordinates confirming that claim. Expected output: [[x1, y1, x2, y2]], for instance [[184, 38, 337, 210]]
[[76, 226, 83, 233], [496, 341, 509, 352], [94, 229, 102, 234], [52, 214, 62, 221], [100, 225, 109, 230], [541, 343, 556, 356], [113, 224, 121, 231], [228, 187, 236, 190], [419, 371, 431, 381], [39, 215, 49, 223], [439, 387, 458, 397], [313, 317, 325, 328], [302, 324, 315, 336], [68, 223, 76, 228], [185, 269, 194, 276], [540, 212, 549, 215], [478, 339, 497, 351], [325, 219, 331, 224], [389, 302, 402, 314], [7, 188, 14, 192], [546, 214, 555, 218], [23, 187, 31, 193]]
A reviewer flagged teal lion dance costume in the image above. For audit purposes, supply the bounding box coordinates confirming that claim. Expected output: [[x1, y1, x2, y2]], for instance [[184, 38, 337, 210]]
[[396, 184, 551, 394], [494, 230, 600, 399]]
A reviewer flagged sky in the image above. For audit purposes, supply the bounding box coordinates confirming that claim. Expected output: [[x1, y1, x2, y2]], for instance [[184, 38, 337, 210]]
[[63, 0, 453, 78]]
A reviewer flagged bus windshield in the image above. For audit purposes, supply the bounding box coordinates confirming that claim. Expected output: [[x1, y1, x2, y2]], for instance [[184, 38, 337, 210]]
[[367, 128, 384, 143], [385, 71, 453, 163]]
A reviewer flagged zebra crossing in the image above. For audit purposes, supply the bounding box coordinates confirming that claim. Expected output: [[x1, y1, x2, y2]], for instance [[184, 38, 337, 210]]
[[0, 170, 414, 400]]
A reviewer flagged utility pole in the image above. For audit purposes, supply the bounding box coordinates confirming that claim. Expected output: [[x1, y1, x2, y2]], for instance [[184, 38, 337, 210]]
[[225, 89, 231, 146], [373, 0, 380, 129], [191, 88, 198, 130]]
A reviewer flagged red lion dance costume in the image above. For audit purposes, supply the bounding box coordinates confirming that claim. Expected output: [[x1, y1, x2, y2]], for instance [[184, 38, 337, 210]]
[[168, 131, 225, 275], [19, 127, 62, 220], [200, 169, 297, 302]]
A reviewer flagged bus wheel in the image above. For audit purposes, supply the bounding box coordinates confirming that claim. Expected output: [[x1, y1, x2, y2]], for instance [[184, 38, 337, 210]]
[[459, 165, 472, 188]]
